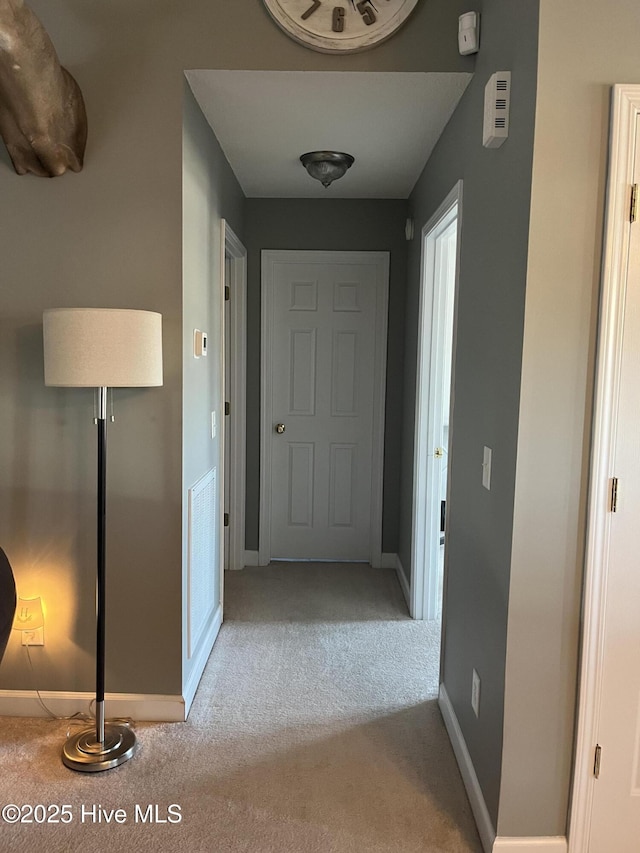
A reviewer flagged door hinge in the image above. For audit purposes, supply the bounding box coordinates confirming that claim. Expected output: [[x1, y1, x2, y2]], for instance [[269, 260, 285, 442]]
[[225, 401, 230, 416], [631, 184, 638, 223], [224, 512, 229, 527], [594, 744, 602, 778], [610, 477, 619, 513], [225, 285, 230, 301]]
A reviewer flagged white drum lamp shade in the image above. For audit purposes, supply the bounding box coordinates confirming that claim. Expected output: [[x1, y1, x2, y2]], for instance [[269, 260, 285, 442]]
[[43, 308, 163, 388]]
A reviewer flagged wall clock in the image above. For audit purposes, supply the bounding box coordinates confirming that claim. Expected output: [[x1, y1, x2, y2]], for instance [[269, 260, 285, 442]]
[[262, 0, 420, 54]]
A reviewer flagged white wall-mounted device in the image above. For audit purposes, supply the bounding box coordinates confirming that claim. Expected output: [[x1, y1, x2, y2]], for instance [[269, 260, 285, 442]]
[[194, 329, 208, 358], [471, 668, 481, 717], [483, 71, 511, 148], [458, 12, 479, 55], [405, 217, 415, 241]]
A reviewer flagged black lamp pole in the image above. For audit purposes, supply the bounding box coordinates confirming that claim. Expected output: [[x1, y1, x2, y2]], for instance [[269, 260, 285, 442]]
[[96, 386, 107, 744], [61, 386, 137, 772]]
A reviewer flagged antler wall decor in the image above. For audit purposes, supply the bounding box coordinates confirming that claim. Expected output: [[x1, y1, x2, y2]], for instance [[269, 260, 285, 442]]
[[0, 0, 87, 176]]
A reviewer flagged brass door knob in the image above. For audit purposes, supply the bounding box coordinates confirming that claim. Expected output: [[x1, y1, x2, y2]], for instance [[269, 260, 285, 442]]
[[275, 423, 286, 434]]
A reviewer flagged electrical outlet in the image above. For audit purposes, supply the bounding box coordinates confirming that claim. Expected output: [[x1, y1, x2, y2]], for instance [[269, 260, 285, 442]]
[[21, 628, 44, 646], [471, 669, 481, 717]]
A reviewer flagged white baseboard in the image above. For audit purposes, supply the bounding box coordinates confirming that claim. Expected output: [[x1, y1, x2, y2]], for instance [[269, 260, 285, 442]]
[[438, 685, 568, 853], [1, 605, 224, 724], [439, 683, 497, 853], [0, 690, 184, 722], [183, 603, 223, 717], [493, 839, 567, 852], [395, 555, 411, 609], [243, 550, 259, 566]]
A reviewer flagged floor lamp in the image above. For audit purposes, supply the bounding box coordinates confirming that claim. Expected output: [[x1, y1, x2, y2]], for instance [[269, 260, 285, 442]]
[[43, 308, 163, 772]]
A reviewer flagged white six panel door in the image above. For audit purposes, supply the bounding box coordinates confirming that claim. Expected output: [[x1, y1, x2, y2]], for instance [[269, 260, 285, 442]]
[[261, 251, 388, 562]]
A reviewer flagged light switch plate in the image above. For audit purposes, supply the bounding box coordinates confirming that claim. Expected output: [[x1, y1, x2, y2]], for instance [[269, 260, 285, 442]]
[[471, 669, 481, 717], [194, 329, 208, 358], [482, 446, 492, 490]]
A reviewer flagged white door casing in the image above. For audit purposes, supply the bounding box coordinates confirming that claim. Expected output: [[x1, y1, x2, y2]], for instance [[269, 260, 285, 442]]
[[569, 86, 640, 852], [260, 250, 389, 566], [221, 220, 247, 574], [224, 256, 231, 572], [411, 181, 462, 621]]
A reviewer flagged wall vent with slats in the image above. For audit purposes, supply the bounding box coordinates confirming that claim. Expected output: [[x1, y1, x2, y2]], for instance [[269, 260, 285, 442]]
[[187, 467, 217, 658], [483, 71, 511, 148]]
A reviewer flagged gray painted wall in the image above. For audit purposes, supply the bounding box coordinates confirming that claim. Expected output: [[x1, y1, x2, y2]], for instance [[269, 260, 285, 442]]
[[182, 84, 245, 692], [0, 0, 469, 699], [399, 0, 539, 827], [1, 0, 625, 839], [500, 0, 640, 836], [243, 199, 409, 554]]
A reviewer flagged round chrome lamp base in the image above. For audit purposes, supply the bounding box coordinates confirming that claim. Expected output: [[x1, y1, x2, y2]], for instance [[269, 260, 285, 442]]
[[62, 724, 137, 772]]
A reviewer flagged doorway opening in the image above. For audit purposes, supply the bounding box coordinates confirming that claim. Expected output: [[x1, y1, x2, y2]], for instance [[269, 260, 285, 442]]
[[411, 181, 462, 621]]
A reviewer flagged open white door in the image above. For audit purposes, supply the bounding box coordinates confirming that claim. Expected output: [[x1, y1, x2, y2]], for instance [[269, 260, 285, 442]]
[[411, 182, 461, 621], [570, 86, 640, 853]]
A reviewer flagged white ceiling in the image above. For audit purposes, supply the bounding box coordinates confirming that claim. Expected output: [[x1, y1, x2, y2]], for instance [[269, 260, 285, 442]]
[[186, 70, 472, 199]]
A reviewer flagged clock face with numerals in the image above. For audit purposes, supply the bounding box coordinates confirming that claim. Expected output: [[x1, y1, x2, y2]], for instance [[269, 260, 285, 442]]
[[262, 0, 420, 54]]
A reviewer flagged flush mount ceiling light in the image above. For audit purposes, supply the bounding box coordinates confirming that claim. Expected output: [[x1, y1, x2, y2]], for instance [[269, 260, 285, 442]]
[[300, 151, 355, 188]]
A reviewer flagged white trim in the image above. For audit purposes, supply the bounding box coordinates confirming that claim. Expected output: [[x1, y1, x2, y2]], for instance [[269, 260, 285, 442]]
[[259, 249, 274, 566], [493, 839, 567, 853], [0, 690, 185, 722], [222, 220, 247, 573], [243, 550, 259, 567], [438, 682, 496, 853], [259, 250, 389, 568], [380, 552, 397, 569], [183, 603, 223, 717], [411, 181, 463, 621], [568, 85, 640, 853], [395, 554, 411, 609]]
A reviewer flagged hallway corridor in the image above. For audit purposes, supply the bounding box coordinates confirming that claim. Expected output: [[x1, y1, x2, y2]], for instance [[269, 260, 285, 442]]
[[0, 563, 481, 852], [212, 562, 482, 851]]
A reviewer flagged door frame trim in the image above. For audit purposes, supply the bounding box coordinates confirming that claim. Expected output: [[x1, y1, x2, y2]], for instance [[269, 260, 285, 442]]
[[259, 249, 389, 567], [411, 180, 463, 621], [221, 219, 247, 574], [568, 84, 640, 852]]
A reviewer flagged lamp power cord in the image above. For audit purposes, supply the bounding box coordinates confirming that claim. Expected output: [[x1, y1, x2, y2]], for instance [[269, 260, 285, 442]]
[[23, 643, 135, 738]]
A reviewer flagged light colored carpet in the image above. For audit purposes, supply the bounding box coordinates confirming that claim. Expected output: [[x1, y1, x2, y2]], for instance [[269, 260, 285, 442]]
[[0, 563, 482, 853]]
